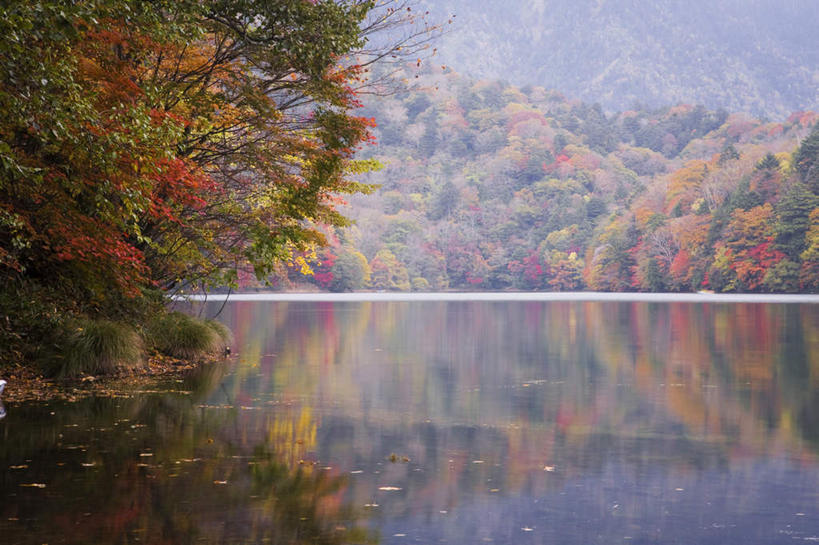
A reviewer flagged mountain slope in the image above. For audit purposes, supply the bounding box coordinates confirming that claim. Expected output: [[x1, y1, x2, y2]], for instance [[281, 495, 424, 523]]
[[266, 69, 818, 293], [421, 0, 819, 118]]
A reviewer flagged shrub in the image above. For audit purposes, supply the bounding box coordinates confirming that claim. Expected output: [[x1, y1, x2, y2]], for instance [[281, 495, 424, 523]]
[[146, 312, 230, 359], [50, 319, 144, 377]]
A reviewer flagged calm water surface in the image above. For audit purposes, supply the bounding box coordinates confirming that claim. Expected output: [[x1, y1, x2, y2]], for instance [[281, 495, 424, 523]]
[[3, 298, 819, 544]]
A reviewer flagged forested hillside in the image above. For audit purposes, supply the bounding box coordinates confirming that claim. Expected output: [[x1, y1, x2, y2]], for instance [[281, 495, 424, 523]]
[[418, 0, 819, 118], [272, 68, 819, 293]]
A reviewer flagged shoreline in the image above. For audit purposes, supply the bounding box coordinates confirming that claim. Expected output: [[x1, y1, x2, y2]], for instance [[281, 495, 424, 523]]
[[0, 353, 227, 404], [175, 291, 819, 304]]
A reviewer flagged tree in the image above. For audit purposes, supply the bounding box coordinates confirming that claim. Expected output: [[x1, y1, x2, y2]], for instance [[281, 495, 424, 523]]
[[547, 251, 583, 291], [763, 260, 800, 292], [756, 153, 781, 172], [775, 182, 819, 259], [669, 250, 693, 290], [584, 218, 638, 291], [428, 180, 460, 220], [799, 209, 819, 291], [721, 204, 785, 291], [665, 160, 707, 215], [369, 248, 410, 290], [330, 250, 370, 292], [311, 250, 337, 290], [718, 144, 740, 165], [0, 0, 441, 317], [642, 257, 667, 292], [793, 123, 819, 193]]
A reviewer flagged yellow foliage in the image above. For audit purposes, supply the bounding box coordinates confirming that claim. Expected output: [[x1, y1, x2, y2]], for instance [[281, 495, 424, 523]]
[[666, 160, 708, 211]]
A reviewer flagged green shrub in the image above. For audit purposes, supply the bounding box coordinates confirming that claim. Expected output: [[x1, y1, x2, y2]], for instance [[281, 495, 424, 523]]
[[146, 312, 230, 359], [51, 319, 144, 377]]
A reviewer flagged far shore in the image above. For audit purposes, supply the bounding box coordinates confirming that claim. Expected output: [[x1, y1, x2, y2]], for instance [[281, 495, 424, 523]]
[[174, 291, 819, 304]]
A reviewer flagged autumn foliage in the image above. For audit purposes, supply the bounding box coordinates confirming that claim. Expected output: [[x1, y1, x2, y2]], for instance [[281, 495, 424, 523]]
[[279, 70, 818, 294], [0, 0, 443, 362]]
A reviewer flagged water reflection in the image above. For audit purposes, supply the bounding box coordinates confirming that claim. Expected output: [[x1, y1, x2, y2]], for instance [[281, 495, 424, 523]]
[[213, 301, 819, 453], [3, 300, 819, 544], [0, 365, 375, 544]]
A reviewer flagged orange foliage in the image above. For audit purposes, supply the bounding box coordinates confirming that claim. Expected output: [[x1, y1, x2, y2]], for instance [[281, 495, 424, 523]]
[[665, 160, 708, 213]]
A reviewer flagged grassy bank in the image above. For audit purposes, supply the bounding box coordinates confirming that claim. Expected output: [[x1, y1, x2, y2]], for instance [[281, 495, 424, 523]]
[[0, 289, 232, 380]]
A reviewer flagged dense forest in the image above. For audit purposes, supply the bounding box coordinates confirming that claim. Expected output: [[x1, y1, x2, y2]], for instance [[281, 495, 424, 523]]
[[273, 67, 819, 293], [420, 0, 819, 118]]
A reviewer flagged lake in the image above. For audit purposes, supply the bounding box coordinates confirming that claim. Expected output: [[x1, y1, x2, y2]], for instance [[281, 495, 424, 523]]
[[3, 295, 819, 544]]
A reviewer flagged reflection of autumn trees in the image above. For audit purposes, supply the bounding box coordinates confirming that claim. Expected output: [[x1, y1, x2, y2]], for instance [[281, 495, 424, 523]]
[[215, 301, 819, 443], [213, 300, 819, 495], [248, 448, 374, 545], [0, 376, 374, 544]]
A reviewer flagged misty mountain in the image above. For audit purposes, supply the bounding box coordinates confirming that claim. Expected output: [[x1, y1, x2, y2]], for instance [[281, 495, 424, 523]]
[[421, 0, 819, 118]]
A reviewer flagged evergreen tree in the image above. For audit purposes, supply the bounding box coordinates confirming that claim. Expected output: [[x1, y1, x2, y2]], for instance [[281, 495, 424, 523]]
[[794, 124, 819, 193], [775, 183, 819, 259]]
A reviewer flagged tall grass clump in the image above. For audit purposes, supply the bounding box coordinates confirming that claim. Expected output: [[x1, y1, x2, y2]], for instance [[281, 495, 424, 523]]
[[204, 318, 233, 348], [146, 312, 230, 359], [50, 319, 144, 377]]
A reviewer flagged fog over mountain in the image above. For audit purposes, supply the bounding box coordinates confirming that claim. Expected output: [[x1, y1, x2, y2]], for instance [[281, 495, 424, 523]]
[[421, 0, 819, 118]]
